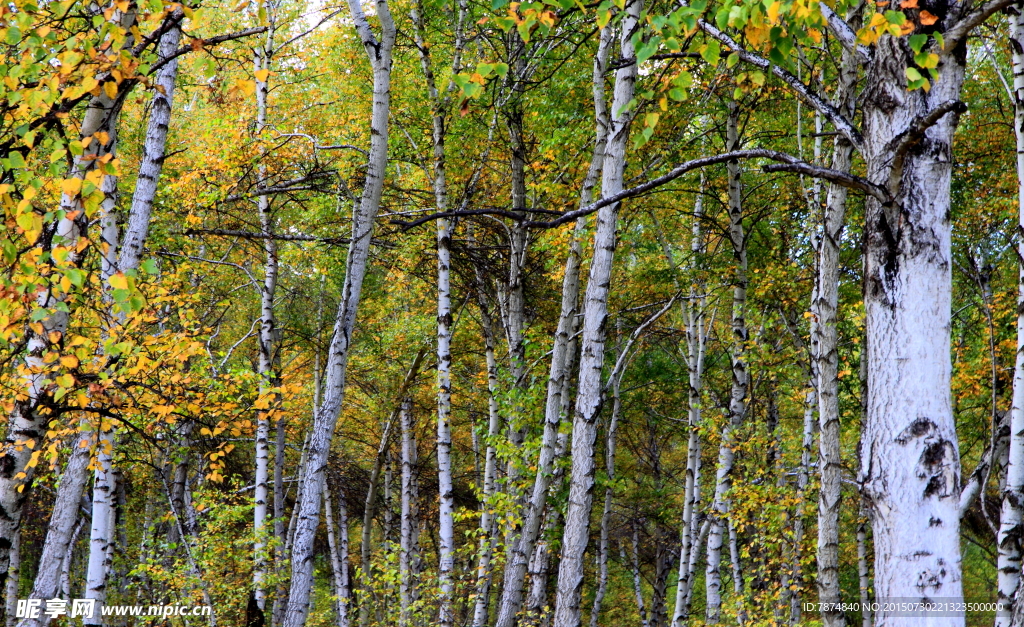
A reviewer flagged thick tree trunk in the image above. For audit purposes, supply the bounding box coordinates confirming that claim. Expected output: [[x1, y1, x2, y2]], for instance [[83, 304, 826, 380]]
[[859, 27, 968, 627], [706, 101, 747, 625], [281, 2, 394, 624], [999, 6, 1024, 624], [551, 3, 639, 625]]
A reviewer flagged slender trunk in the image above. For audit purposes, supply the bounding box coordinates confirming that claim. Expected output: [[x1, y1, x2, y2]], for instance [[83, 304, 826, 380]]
[[16, 437, 92, 627], [471, 264, 502, 627], [254, 17, 279, 613], [857, 499, 872, 627], [813, 30, 858, 627], [435, 172, 456, 627], [670, 184, 707, 627], [281, 1, 395, 623], [493, 25, 611, 627], [358, 352, 424, 627], [590, 363, 624, 627], [5, 529, 18, 627], [60, 517, 84, 600], [400, 400, 419, 627], [706, 101, 747, 625], [631, 525, 650, 627], [325, 487, 350, 627], [999, 7, 1024, 625], [551, 3, 639, 624]]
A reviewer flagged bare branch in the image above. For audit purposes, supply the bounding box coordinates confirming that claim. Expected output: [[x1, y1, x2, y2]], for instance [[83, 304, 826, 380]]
[[818, 2, 872, 64], [943, 0, 1015, 53], [394, 149, 889, 230], [149, 27, 270, 74], [696, 18, 864, 148]]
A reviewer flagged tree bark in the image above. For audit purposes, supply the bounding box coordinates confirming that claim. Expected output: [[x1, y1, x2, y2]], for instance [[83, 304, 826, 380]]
[[400, 399, 420, 627], [812, 24, 859, 626], [281, 1, 394, 623], [551, 2, 639, 624], [999, 6, 1024, 624], [706, 100, 748, 625], [859, 24, 969, 627]]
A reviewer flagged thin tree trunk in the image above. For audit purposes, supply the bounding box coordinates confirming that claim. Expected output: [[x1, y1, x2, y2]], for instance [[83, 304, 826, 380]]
[[471, 260, 502, 627], [999, 6, 1024, 624], [631, 525, 650, 627], [325, 484, 351, 627], [281, 1, 395, 623], [400, 400, 419, 627], [493, 24, 611, 627], [551, 2, 640, 624], [857, 499, 872, 627], [253, 13, 278, 611], [669, 183, 708, 627], [358, 351, 425, 627], [812, 26, 858, 626], [706, 100, 748, 625], [5, 529, 17, 627], [590, 359, 624, 627]]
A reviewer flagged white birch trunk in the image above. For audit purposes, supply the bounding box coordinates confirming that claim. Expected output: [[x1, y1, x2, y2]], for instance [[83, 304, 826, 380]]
[[281, 1, 395, 623], [813, 32, 858, 627], [551, 3, 639, 624], [253, 18, 278, 612], [5, 529, 17, 627], [998, 6, 1024, 624], [632, 526, 650, 627], [857, 499, 872, 627], [400, 399, 419, 627], [706, 101, 747, 625], [670, 182, 707, 627], [590, 366, 624, 627], [471, 266, 502, 627], [325, 487, 350, 627], [859, 26, 968, 627], [493, 24, 611, 627]]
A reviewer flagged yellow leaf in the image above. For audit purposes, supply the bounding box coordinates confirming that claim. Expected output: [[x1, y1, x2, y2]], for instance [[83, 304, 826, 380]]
[[59, 355, 79, 368], [767, 0, 781, 24], [109, 272, 128, 290], [232, 0, 250, 10], [255, 69, 270, 82], [61, 178, 82, 196]]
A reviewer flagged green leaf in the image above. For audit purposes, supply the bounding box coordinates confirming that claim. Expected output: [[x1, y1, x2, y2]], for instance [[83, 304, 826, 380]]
[[701, 40, 721, 66], [908, 33, 927, 53]]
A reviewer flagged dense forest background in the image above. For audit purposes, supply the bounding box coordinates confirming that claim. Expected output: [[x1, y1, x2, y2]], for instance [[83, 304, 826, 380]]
[[0, 0, 1021, 625]]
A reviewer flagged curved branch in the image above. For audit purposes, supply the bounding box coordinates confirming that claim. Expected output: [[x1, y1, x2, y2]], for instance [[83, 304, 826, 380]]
[[942, 0, 1015, 53], [697, 18, 864, 148]]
